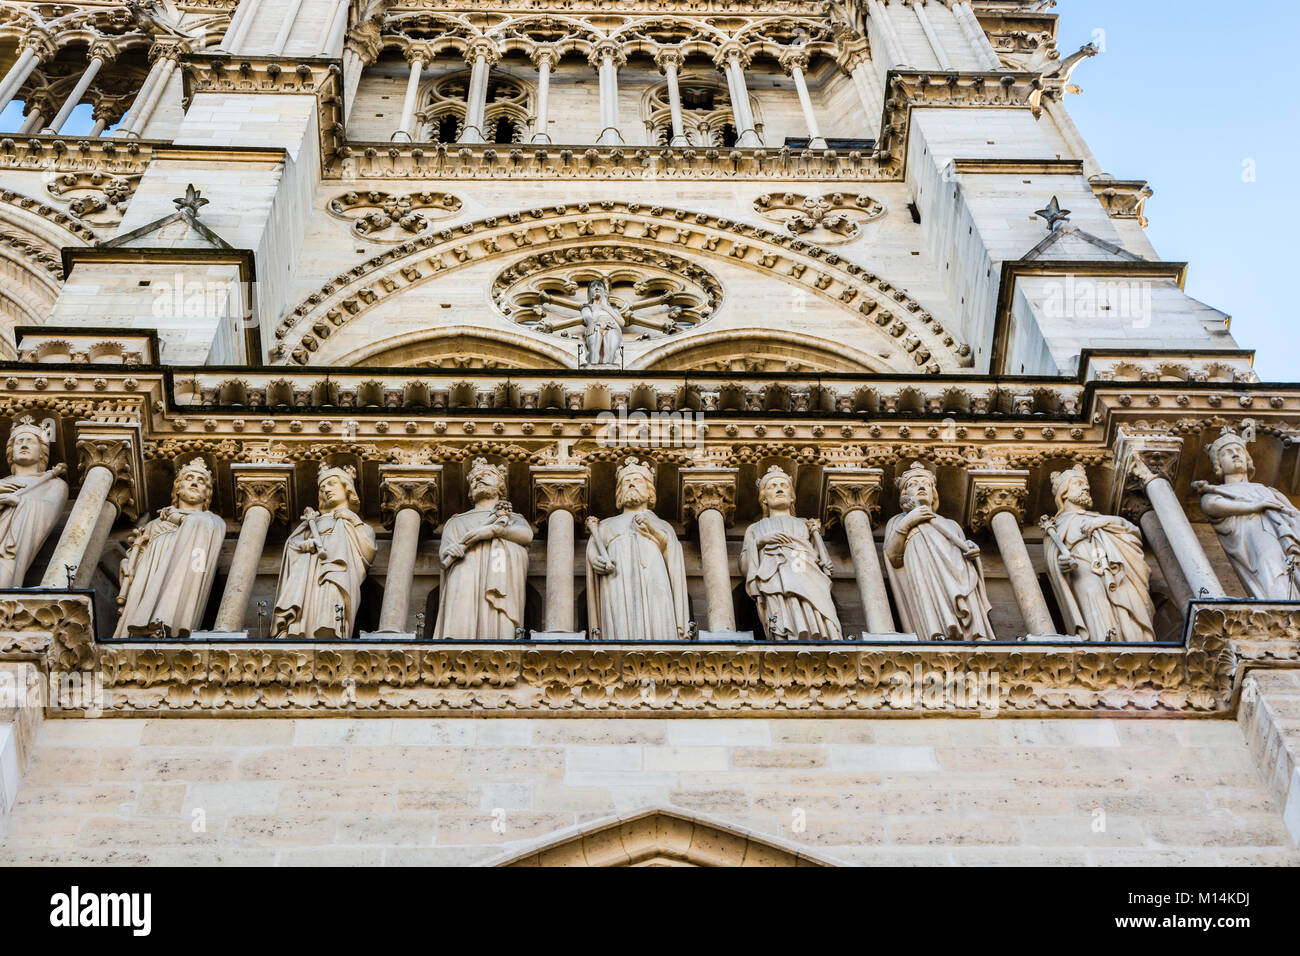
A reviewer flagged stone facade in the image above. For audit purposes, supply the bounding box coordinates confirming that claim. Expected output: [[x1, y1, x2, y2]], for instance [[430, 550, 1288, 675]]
[[0, 0, 1296, 865]]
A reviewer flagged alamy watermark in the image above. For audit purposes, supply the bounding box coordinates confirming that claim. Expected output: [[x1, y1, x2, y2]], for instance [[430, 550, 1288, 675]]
[[1041, 275, 1153, 328]]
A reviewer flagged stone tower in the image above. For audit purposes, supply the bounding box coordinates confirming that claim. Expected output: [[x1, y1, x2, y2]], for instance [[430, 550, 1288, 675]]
[[0, 0, 1296, 866]]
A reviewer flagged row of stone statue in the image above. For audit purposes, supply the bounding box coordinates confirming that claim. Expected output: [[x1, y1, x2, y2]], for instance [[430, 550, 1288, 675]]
[[2, 418, 1298, 642]]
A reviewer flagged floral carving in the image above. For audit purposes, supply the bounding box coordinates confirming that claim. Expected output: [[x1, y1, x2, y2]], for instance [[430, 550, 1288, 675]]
[[326, 190, 462, 242], [754, 191, 885, 242]]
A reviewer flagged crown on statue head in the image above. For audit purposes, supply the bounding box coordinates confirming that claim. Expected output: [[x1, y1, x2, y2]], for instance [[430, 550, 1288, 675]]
[[467, 456, 507, 486], [1050, 463, 1087, 498], [756, 464, 792, 492], [8, 415, 46, 442], [318, 462, 358, 488], [177, 457, 213, 483], [1206, 426, 1248, 461], [899, 461, 935, 486], [616, 457, 654, 484]]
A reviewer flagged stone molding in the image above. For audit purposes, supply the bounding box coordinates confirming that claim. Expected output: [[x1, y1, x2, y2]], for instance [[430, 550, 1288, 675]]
[[2, 595, 1296, 716]]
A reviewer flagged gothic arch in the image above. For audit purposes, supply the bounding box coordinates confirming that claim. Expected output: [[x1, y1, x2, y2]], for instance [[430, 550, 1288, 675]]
[[638, 328, 892, 374], [639, 71, 764, 147], [278, 203, 963, 373], [492, 808, 835, 867], [331, 325, 575, 369]]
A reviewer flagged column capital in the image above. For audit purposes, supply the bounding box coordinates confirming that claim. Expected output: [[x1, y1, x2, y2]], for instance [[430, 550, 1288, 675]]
[[231, 462, 295, 523], [88, 38, 121, 65], [530, 44, 559, 68], [965, 467, 1030, 531], [822, 467, 885, 527], [531, 465, 588, 521], [1112, 427, 1184, 512], [713, 42, 752, 70], [148, 38, 191, 63], [655, 48, 685, 72], [74, 421, 144, 520], [588, 40, 627, 69], [465, 36, 501, 66], [778, 48, 811, 75], [680, 467, 738, 525], [379, 465, 441, 527], [19, 29, 56, 62], [404, 41, 436, 65]]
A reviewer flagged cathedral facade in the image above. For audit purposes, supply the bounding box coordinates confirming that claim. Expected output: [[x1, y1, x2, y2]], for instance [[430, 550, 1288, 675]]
[[0, 0, 1296, 866]]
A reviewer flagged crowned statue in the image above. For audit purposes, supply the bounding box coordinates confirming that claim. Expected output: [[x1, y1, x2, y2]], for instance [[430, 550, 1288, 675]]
[[434, 458, 534, 639], [0, 417, 68, 588], [1193, 427, 1300, 600], [740, 466, 842, 641], [580, 278, 626, 367], [114, 458, 226, 638], [585, 458, 690, 641], [883, 462, 995, 641], [272, 464, 376, 639], [1040, 464, 1154, 643]]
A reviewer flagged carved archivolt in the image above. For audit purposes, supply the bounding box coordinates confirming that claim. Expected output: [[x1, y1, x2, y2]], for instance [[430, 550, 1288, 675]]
[[754, 191, 885, 243], [326, 190, 462, 242], [493, 247, 720, 343], [277, 202, 966, 373]]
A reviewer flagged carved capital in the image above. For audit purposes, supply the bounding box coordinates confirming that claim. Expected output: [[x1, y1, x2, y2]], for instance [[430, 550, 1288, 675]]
[[655, 48, 684, 72], [531, 465, 588, 521], [531, 44, 559, 68], [404, 41, 436, 65], [589, 40, 627, 69], [778, 48, 811, 75], [713, 42, 752, 71], [232, 462, 295, 524], [75, 422, 143, 521], [822, 467, 884, 527], [19, 30, 56, 62], [966, 468, 1030, 531], [88, 39, 120, 65], [1112, 427, 1184, 513], [465, 36, 501, 66], [378, 464, 442, 528], [680, 468, 738, 525]]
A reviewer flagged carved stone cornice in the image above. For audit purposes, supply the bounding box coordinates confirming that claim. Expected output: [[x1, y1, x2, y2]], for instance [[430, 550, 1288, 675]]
[[531, 465, 588, 521], [75, 421, 144, 521], [680, 467, 737, 524], [822, 467, 884, 527], [4, 595, 1293, 717], [1091, 178, 1153, 229], [966, 467, 1030, 531], [231, 462, 295, 523], [379, 464, 442, 527]]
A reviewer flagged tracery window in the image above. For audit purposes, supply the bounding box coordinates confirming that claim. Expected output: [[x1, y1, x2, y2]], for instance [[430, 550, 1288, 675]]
[[417, 71, 532, 145], [643, 76, 755, 148]]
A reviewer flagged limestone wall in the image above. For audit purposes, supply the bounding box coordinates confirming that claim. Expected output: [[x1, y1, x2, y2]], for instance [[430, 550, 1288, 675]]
[[1, 715, 1295, 866]]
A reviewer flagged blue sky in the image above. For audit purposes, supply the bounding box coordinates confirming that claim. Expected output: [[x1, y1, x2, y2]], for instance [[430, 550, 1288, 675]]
[[1054, 0, 1298, 382], [3, 2, 1294, 380]]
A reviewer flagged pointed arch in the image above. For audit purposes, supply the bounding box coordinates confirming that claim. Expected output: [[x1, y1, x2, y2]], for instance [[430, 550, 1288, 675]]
[[638, 328, 892, 374], [491, 808, 836, 867], [331, 325, 575, 369]]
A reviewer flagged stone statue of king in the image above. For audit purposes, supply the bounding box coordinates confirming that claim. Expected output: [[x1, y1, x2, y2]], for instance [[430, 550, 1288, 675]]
[[434, 458, 533, 639], [272, 464, 376, 639], [0, 416, 68, 588], [1193, 427, 1300, 600], [113, 458, 226, 638]]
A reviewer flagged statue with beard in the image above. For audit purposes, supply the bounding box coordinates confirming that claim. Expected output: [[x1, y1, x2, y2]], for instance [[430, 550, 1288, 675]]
[[114, 458, 226, 638], [273, 465, 376, 639], [740, 466, 842, 641], [1193, 427, 1300, 599], [1040, 464, 1155, 643], [883, 462, 995, 641], [435, 458, 533, 639], [585, 458, 690, 641], [0, 417, 68, 588]]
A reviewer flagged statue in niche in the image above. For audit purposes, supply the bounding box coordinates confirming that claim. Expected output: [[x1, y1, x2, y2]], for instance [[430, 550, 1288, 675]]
[[1193, 427, 1300, 599], [883, 462, 995, 641], [0, 417, 68, 588], [580, 278, 626, 366], [434, 457, 533, 639], [586, 458, 690, 641], [1040, 464, 1154, 643], [114, 458, 226, 638], [740, 466, 842, 641], [272, 465, 376, 639]]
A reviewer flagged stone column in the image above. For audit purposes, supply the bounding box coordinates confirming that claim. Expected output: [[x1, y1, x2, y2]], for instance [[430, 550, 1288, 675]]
[[458, 38, 498, 144], [681, 468, 738, 635], [40, 425, 142, 588], [392, 44, 430, 143], [17, 96, 49, 135], [655, 49, 689, 146], [968, 468, 1056, 637], [1114, 428, 1226, 600], [780, 49, 827, 150], [1129, 501, 1193, 608], [375, 467, 441, 634], [0, 33, 52, 114], [532, 465, 588, 635], [824, 468, 895, 634], [715, 44, 761, 147], [952, 1, 1002, 71], [116, 45, 182, 138], [590, 41, 626, 146], [213, 465, 293, 633], [529, 46, 555, 143], [911, 0, 953, 70], [43, 43, 114, 135]]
